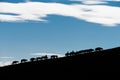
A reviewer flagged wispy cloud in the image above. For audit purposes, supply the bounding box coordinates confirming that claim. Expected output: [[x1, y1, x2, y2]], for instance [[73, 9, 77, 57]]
[[0, 56, 14, 66], [0, 2, 120, 26], [30, 53, 64, 57], [90, 0, 120, 1], [70, 0, 120, 5], [0, 61, 12, 67], [70, 0, 107, 4], [0, 56, 14, 59]]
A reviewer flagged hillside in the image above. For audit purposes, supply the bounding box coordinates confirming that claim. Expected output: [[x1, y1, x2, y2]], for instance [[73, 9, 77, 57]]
[[1, 47, 120, 78]]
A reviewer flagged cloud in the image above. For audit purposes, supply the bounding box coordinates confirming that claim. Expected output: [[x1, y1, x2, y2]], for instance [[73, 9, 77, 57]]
[[70, 0, 107, 4], [70, 0, 120, 2], [0, 61, 12, 67], [82, 1, 107, 5], [0, 56, 14, 59], [30, 53, 64, 57], [0, 2, 120, 26], [70, 0, 120, 4], [0, 56, 14, 66]]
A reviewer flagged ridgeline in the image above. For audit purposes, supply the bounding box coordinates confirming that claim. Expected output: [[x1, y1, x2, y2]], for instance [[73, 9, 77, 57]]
[[1, 46, 120, 78]]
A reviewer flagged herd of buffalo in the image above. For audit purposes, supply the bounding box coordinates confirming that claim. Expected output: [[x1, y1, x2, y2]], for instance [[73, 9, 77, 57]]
[[12, 47, 103, 65]]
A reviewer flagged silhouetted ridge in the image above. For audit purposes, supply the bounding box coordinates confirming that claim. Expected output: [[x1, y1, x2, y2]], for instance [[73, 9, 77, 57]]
[[1, 46, 120, 78], [9, 47, 103, 65]]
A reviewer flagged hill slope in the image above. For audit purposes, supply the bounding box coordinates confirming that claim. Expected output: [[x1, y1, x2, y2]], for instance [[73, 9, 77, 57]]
[[1, 47, 120, 78]]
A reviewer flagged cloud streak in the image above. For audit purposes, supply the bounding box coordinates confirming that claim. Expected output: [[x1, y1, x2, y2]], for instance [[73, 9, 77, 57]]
[[84, 0, 120, 1], [0, 56, 14, 67], [0, 61, 12, 67], [0, 56, 14, 59], [0, 2, 120, 26], [30, 53, 64, 57], [70, 0, 108, 4], [70, 0, 120, 5]]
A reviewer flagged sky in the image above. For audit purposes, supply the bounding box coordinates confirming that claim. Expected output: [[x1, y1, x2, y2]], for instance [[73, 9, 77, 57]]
[[0, 0, 120, 66]]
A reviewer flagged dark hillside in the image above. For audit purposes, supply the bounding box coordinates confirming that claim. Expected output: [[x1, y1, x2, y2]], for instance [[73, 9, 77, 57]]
[[1, 47, 120, 78]]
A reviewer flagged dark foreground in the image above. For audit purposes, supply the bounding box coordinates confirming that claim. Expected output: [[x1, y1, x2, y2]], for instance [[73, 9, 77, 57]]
[[1, 47, 120, 79]]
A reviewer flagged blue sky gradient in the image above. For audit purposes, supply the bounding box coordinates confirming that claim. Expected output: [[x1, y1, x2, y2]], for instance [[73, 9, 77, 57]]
[[0, 0, 120, 66]]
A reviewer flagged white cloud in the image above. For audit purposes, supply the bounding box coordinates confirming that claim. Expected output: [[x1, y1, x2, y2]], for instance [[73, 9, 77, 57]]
[[70, 0, 120, 4], [0, 56, 14, 59], [0, 56, 14, 67], [70, 0, 120, 2], [30, 53, 64, 57], [70, 0, 107, 4], [0, 61, 12, 67], [0, 2, 120, 26], [82, 1, 107, 5]]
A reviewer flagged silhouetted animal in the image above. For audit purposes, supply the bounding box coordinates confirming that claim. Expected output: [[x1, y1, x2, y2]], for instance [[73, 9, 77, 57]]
[[12, 61, 19, 65], [65, 48, 95, 57], [36, 57, 43, 61], [69, 51, 75, 56], [30, 58, 36, 62], [21, 59, 28, 63], [51, 55, 58, 59], [95, 47, 103, 51], [65, 51, 70, 57], [86, 49, 94, 53], [41, 55, 48, 60], [65, 51, 75, 57]]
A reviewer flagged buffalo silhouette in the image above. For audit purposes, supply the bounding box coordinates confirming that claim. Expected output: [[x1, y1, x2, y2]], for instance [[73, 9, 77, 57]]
[[30, 58, 36, 62], [12, 61, 19, 65], [95, 47, 103, 51], [51, 55, 58, 59], [21, 59, 28, 63]]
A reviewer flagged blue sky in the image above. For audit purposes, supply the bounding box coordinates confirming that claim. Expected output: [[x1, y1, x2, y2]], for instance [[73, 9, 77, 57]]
[[0, 0, 120, 66]]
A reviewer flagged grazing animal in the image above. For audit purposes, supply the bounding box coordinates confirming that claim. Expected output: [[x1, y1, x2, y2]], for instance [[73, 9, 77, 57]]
[[12, 61, 19, 65], [21, 59, 28, 63], [95, 47, 103, 51], [65, 51, 70, 57], [30, 58, 36, 62], [51, 55, 58, 59], [41, 55, 48, 60], [36, 57, 43, 61]]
